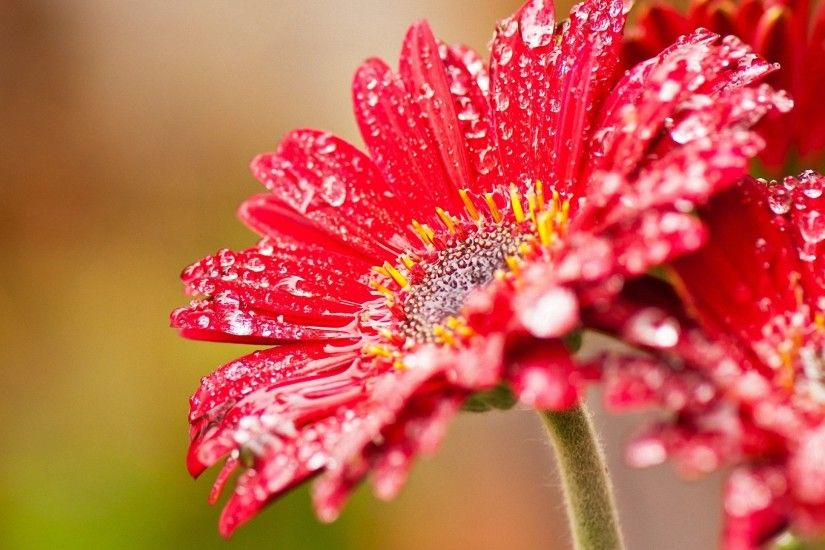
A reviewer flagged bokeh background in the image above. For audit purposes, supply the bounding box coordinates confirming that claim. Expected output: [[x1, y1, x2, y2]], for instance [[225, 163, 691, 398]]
[[1, 1, 726, 548]]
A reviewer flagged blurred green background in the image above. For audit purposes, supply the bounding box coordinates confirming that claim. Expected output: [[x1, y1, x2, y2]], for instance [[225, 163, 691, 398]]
[[1, 1, 725, 548]]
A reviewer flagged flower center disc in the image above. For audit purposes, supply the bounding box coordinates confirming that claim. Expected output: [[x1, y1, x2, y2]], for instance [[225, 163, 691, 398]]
[[399, 223, 525, 341]]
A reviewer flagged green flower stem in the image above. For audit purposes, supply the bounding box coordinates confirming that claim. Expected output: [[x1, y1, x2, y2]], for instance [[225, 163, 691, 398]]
[[539, 403, 625, 550]]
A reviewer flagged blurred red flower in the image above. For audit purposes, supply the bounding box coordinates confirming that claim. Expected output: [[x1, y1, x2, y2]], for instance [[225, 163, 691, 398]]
[[590, 172, 825, 548], [624, 0, 825, 171], [172, 0, 788, 537]]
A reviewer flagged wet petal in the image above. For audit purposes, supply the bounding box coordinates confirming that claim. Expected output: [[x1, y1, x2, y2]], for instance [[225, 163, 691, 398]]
[[251, 130, 416, 261], [440, 44, 501, 192], [399, 21, 475, 193], [488, 0, 558, 190], [352, 58, 463, 219], [544, 0, 628, 196]]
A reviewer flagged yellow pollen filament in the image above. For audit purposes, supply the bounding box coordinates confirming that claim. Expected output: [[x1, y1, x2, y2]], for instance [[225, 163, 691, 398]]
[[436, 207, 456, 234], [383, 261, 409, 288], [526, 191, 538, 225], [369, 280, 395, 300], [558, 199, 571, 233], [446, 316, 474, 337], [484, 193, 502, 223], [816, 312, 825, 331], [509, 185, 525, 222], [505, 255, 521, 277], [364, 344, 394, 358], [537, 211, 555, 246], [393, 359, 406, 370], [536, 180, 545, 210], [445, 316, 461, 330], [517, 242, 533, 257], [411, 219, 434, 247], [459, 188, 480, 221], [372, 265, 391, 278], [378, 328, 395, 341], [400, 254, 416, 270], [432, 324, 456, 346]]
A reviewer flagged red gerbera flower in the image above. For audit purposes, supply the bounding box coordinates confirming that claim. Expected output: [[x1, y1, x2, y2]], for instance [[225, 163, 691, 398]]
[[587, 172, 825, 548], [624, 0, 825, 171], [172, 0, 788, 537]]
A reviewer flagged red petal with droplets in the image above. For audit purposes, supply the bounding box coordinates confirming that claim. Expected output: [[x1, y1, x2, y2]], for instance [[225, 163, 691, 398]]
[[238, 194, 373, 260], [440, 44, 501, 192], [352, 58, 462, 219], [180, 245, 371, 319], [543, 0, 627, 197], [488, 0, 557, 190], [399, 21, 475, 194], [251, 130, 416, 261]]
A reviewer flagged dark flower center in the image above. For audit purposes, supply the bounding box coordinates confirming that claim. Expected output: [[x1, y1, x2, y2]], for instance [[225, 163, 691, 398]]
[[399, 223, 526, 341]]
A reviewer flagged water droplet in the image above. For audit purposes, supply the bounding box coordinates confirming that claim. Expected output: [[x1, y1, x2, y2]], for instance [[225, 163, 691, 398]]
[[497, 44, 513, 66], [321, 175, 346, 207], [799, 210, 825, 244], [519, 0, 555, 49], [768, 186, 791, 214]]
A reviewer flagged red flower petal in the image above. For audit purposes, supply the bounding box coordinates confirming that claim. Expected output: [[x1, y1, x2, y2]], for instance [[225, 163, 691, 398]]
[[251, 130, 417, 261], [238, 194, 372, 260], [508, 342, 584, 410], [187, 342, 349, 475], [217, 356, 448, 536], [488, 0, 558, 190], [439, 44, 502, 192], [179, 245, 370, 320], [543, 0, 628, 197], [399, 21, 476, 194], [352, 58, 463, 219], [170, 300, 354, 344], [722, 466, 788, 550]]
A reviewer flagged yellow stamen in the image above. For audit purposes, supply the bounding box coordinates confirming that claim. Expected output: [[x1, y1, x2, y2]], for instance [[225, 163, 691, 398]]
[[369, 280, 395, 300], [383, 261, 409, 288], [378, 328, 395, 341], [411, 219, 433, 246], [537, 210, 555, 246], [445, 316, 461, 331], [372, 265, 390, 278], [364, 344, 393, 358], [517, 242, 532, 257], [505, 255, 521, 277], [432, 324, 456, 346], [446, 316, 474, 337], [484, 193, 502, 223], [535, 180, 545, 210], [815, 312, 825, 331], [459, 188, 480, 221], [509, 185, 525, 223], [558, 199, 570, 233], [526, 191, 538, 225], [393, 359, 406, 370], [436, 207, 456, 234], [400, 254, 416, 270]]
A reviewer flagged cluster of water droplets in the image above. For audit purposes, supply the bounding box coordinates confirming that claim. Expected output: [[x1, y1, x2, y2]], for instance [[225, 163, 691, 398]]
[[765, 170, 825, 262]]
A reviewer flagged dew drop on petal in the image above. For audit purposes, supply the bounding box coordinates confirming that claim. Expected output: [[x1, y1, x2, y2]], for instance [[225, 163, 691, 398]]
[[799, 210, 825, 244], [519, 0, 555, 49], [767, 186, 792, 214]]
